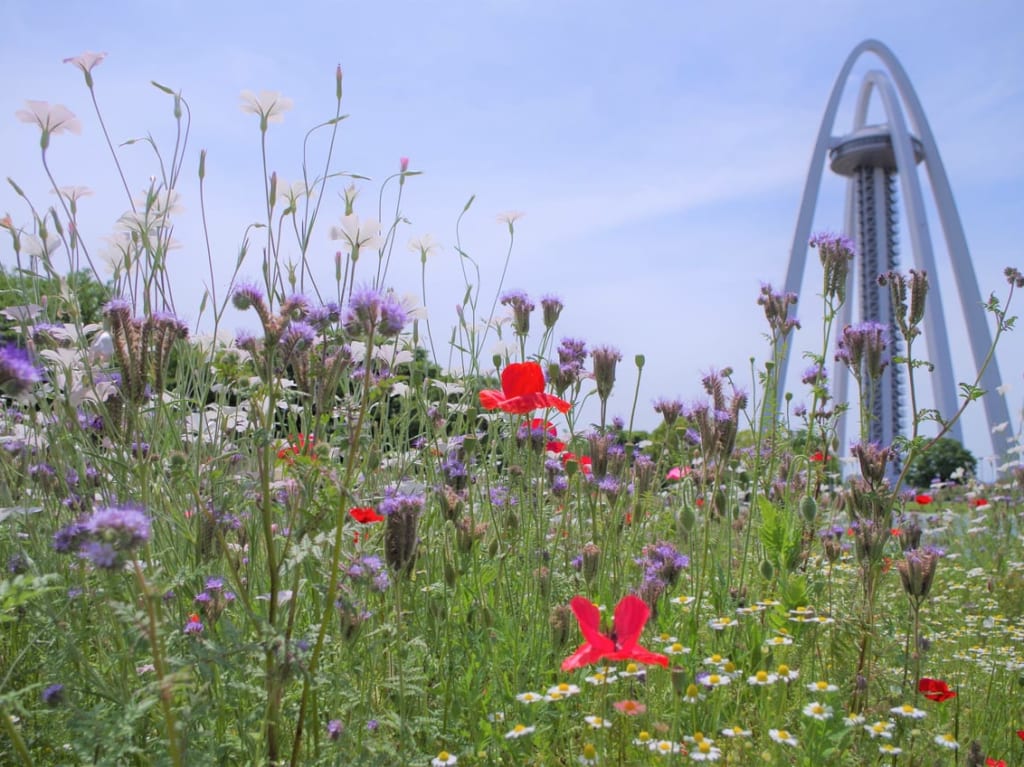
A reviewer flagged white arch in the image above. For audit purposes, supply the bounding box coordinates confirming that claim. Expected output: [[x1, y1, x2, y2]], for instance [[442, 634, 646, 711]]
[[780, 39, 1013, 462]]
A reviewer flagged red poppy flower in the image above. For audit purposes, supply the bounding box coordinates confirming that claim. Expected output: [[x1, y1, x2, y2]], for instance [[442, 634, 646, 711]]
[[986, 758, 1007, 767], [349, 507, 384, 524], [561, 595, 669, 672], [973, 497, 990, 508], [479, 362, 571, 415], [1017, 729, 1024, 741], [529, 418, 566, 453], [915, 493, 933, 505], [561, 453, 593, 476], [278, 433, 316, 462], [811, 451, 825, 462], [918, 677, 957, 702]]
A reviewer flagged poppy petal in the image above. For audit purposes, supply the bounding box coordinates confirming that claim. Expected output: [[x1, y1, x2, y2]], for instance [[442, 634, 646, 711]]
[[611, 595, 650, 648], [569, 596, 610, 648], [610, 645, 670, 668], [479, 389, 506, 410], [500, 362, 545, 398]]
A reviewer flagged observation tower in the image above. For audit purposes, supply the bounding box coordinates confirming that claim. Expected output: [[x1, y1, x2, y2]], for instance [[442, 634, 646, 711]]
[[779, 39, 1014, 464]]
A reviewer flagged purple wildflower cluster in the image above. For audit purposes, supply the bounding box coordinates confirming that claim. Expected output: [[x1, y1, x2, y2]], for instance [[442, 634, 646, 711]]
[[344, 286, 407, 338], [0, 343, 43, 396], [553, 337, 588, 394], [194, 575, 237, 622], [635, 541, 689, 607], [344, 554, 391, 593], [53, 503, 151, 570], [835, 321, 889, 382], [500, 290, 535, 336]]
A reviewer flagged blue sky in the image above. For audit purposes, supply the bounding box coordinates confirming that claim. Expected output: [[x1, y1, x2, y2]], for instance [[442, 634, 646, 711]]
[[2, 1, 1022, 468]]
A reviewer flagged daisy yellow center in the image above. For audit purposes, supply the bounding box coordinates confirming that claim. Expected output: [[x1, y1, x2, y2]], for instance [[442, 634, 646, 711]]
[[513, 724, 526, 733], [671, 643, 683, 652], [583, 744, 597, 759], [548, 692, 562, 700], [724, 661, 736, 673], [901, 704, 914, 713], [777, 664, 790, 676], [709, 674, 721, 684], [815, 681, 828, 690], [711, 654, 722, 663], [777, 730, 790, 739], [872, 723, 886, 733], [757, 671, 769, 682], [699, 742, 711, 753], [812, 705, 824, 714], [592, 674, 605, 682], [941, 734, 955, 743], [626, 663, 638, 673], [638, 731, 651, 741], [686, 684, 699, 697], [657, 742, 672, 752], [558, 683, 570, 692], [437, 752, 450, 761]]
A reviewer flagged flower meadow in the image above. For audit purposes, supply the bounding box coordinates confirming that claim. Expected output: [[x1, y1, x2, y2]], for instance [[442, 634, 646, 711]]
[[3, 53, 1024, 767]]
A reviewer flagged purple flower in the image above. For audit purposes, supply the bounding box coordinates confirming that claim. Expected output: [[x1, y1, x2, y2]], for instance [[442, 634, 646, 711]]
[[232, 282, 266, 311], [205, 576, 224, 591], [344, 287, 407, 337], [500, 290, 535, 336], [0, 344, 43, 396], [540, 294, 563, 329], [80, 540, 119, 569], [53, 522, 88, 553], [85, 504, 151, 547], [184, 615, 204, 634], [41, 684, 65, 707], [378, 293, 408, 337], [653, 397, 685, 426], [327, 719, 344, 741]]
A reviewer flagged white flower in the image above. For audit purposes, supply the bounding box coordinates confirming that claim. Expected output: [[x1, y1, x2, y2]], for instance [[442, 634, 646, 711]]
[[690, 742, 722, 761], [864, 720, 894, 739], [63, 51, 107, 74], [431, 751, 457, 766], [879, 744, 902, 755], [21, 233, 63, 259], [890, 703, 926, 719], [768, 728, 798, 746], [806, 680, 839, 693], [934, 733, 959, 750], [546, 683, 580, 697], [496, 210, 524, 225], [649, 740, 680, 755], [408, 234, 441, 261], [583, 715, 612, 729], [329, 213, 382, 252], [16, 101, 81, 144], [54, 186, 93, 203], [514, 691, 542, 704], [721, 726, 751, 738], [997, 382, 1012, 395], [239, 90, 293, 127], [803, 701, 833, 720], [504, 724, 534, 739]]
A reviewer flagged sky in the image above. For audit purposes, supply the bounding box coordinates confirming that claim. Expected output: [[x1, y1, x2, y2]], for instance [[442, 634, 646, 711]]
[[1, 1, 1022, 473]]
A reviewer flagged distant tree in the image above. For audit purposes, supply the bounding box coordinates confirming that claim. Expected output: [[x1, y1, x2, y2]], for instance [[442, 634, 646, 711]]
[[906, 437, 976, 488], [0, 265, 112, 342]]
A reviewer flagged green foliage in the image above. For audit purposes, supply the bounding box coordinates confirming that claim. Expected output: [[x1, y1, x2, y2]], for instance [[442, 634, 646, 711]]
[[905, 436, 977, 488], [0, 265, 113, 341]]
